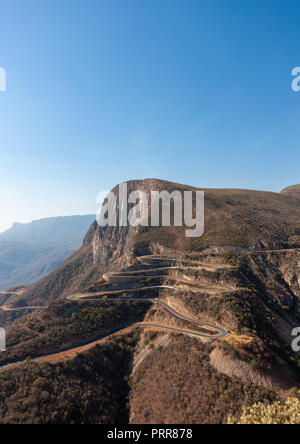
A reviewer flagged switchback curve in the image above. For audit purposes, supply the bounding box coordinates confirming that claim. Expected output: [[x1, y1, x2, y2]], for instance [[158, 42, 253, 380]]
[[0, 255, 233, 372]]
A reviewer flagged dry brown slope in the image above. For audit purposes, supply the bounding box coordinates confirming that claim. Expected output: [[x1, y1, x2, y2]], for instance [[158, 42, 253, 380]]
[[8, 179, 300, 308]]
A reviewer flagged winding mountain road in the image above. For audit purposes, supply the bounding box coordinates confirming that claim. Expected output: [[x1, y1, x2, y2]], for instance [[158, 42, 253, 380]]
[[1, 248, 299, 372], [67, 295, 230, 339], [0, 255, 232, 372], [66, 256, 232, 340], [1, 305, 43, 312]]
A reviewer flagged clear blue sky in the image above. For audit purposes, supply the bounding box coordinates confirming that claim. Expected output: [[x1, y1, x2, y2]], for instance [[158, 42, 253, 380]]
[[0, 0, 300, 232]]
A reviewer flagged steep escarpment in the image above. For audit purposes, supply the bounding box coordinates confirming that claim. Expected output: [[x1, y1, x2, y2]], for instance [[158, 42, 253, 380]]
[[7, 179, 300, 308]]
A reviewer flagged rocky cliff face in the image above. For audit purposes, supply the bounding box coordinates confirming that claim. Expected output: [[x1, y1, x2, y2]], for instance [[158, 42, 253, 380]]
[[6, 179, 300, 308], [81, 178, 300, 268], [83, 179, 177, 266]]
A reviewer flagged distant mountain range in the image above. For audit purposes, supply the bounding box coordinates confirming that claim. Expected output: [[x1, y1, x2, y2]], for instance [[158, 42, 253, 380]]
[[0, 215, 95, 290]]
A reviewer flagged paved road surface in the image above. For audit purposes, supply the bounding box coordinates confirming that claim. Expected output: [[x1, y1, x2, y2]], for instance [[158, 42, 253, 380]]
[[0, 255, 233, 372]]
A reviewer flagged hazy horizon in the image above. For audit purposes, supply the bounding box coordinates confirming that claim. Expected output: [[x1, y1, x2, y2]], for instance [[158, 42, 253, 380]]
[[0, 212, 97, 234]]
